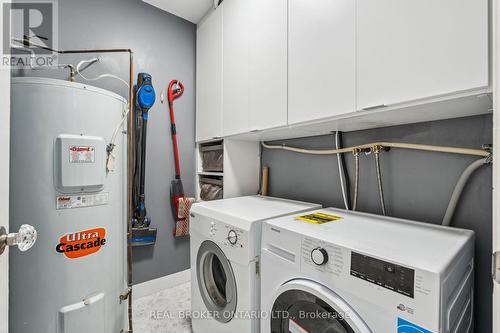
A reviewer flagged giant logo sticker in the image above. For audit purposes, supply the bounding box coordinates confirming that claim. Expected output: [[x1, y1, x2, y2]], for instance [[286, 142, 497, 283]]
[[56, 228, 107, 259]]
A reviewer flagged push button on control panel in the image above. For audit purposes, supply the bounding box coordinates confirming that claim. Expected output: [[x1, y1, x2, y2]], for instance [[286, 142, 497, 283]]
[[209, 222, 217, 236]]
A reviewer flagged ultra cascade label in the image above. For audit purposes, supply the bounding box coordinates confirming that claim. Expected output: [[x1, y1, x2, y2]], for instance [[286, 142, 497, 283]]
[[56, 228, 107, 259]]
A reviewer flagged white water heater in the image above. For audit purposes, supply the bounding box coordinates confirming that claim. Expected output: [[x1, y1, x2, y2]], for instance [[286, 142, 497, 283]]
[[10, 77, 127, 333]]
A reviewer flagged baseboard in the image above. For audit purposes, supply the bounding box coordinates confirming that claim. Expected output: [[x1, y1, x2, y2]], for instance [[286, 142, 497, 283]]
[[133, 269, 191, 300]]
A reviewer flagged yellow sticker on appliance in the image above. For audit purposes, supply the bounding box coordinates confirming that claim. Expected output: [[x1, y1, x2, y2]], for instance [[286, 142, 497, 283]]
[[295, 213, 342, 224]]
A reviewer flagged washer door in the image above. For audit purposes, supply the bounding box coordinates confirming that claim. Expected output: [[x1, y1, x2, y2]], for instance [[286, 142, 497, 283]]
[[270, 279, 372, 333], [196, 240, 237, 323]]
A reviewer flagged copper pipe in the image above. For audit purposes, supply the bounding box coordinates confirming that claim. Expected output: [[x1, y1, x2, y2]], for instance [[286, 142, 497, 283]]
[[127, 51, 134, 333], [13, 38, 133, 56]]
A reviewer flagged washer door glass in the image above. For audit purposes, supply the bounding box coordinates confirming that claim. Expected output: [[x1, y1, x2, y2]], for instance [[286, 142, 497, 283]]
[[270, 280, 371, 333], [197, 240, 237, 323]]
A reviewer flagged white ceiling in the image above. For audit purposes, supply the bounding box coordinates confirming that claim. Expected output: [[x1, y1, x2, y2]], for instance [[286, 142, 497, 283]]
[[143, 0, 213, 24]]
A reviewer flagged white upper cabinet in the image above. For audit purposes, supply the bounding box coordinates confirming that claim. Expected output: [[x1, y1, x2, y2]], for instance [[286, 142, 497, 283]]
[[222, 0, 287, 136], [356, 0, 489, 111], [196, 0, 491, 140], [196, 6, 223, 142], [248, 0, 288, 132], [288, 0, 356, 125], [222, 0, 250, 136]]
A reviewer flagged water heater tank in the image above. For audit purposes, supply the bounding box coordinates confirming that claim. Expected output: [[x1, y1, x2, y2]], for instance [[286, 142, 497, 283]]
[[10, 77, 127, 333]]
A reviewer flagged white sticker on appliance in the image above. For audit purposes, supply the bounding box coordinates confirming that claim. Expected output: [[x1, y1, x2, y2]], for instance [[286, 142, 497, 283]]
[[69, 146, 95, 163], [289, 319, 309, 333], [56, 193, 109, 210]]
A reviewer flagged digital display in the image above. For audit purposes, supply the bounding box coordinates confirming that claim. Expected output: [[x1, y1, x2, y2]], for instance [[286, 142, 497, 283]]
[[350, 252, 415, 298]]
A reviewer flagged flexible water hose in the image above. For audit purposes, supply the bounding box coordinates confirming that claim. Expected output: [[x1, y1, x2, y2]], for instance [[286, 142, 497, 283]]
[[110, 106, 130, 147], [106, 106, 130, 172], [442, 157, 490, 226], [261, 142, 489, 157], [76, 58, 130, 88], [353, 151, 360, 211], [374, 149, 387, 216], [335, 132, 350, 210]]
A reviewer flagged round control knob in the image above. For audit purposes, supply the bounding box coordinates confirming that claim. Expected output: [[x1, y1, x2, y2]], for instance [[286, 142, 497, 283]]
[[311, 247, 328, 266], [227, 230, 238, 245]]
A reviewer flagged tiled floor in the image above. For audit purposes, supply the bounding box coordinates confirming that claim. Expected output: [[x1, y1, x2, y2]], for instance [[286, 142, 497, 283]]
[[133, 282, 193, 333]]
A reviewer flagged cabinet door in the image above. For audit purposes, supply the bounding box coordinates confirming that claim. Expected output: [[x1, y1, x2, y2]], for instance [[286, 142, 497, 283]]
[[288, 0, 356, 125], [357, 0, 489, 110], [196, 7, 223, 142], [0, 16, 9, 332], [248, 0, 288, 132], [222, 0, 251, 136], [223, 0, 287, 136]]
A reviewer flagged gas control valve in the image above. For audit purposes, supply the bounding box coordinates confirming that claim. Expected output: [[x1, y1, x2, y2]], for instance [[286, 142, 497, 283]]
[[0, 224, 37, 255]]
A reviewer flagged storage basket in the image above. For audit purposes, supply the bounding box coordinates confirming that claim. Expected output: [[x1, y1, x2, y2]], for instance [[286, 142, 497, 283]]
[[199, 176, 223, 201], [200, 143, 223, 172]]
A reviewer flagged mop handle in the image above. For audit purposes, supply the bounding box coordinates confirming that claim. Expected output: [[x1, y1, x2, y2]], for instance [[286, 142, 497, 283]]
[[167, 80, 185, 179], [169, 103, 182, 179]]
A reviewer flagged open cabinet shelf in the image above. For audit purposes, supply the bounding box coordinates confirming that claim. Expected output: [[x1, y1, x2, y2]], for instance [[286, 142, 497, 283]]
[[195, 139, 260, 201]]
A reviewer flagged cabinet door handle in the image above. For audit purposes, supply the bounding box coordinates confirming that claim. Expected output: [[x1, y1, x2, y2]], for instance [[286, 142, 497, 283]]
[[250, 129, 261, 133], [362, 104, 387, 111]]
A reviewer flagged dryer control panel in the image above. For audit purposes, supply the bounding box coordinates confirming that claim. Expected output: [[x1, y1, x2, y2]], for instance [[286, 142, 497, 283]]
[[222, 224, 245, 249], [208, 221, 246, 249], [190, 211, 256, 264], [202, 220, 250, 263], [205, 219, 250, 263]]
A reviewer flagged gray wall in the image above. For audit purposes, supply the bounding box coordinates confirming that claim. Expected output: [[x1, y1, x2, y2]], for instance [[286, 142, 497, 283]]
[[13, 0, 196, 284], [262, 114, 492, 333]]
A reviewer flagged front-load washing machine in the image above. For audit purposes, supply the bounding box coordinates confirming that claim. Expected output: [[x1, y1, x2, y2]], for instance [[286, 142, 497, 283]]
[[190, 196, 321, 333], [261, 208, 474, 333]]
